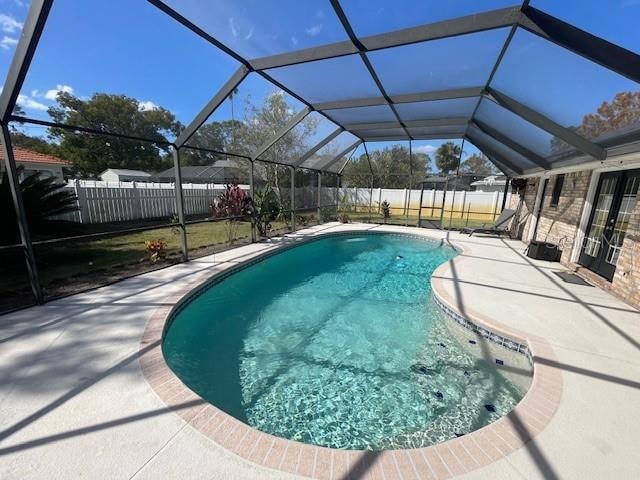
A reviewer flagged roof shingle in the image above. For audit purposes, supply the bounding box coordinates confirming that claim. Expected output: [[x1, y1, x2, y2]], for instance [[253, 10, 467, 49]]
[[0, 146, 69, 166]]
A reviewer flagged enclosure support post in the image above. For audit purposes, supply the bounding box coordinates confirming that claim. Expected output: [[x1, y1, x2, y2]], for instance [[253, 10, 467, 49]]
[[449, 139, 464, 229], [290, 167, 296, 232], [249, 159, 256, 242], [368, 175, 374, 223], [0, 0, 53, 123], [417, 182, 425, 226], [406, 141, 413, 226], [315, 173, 321, 224], [172, 147, 188, 261], [439, 180, 448, 228], [1, 123, 43, 304], [501, 176, 510, 212]]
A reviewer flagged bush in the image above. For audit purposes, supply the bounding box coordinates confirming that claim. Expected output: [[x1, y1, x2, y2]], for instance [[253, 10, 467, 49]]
[[319, 206, 338, 222], [210, 183, 253, 244], [144, 239, 167, 263], [380, 200, 391, 223], [252, 185, 280, 237]]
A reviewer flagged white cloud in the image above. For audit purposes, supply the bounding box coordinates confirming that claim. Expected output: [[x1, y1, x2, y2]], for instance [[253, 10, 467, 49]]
[[0, 35, 17, 50], [306, 24, 323, 36], [0, 13, 22, 33], [244, 28, 253, 41], [291, 36, 298, 46], [44, 84, 74, 100], [413, 144, 437, 155], [17, 94, 47, 111], [138, 100, 159, 111], [229, 17, 237, 37]]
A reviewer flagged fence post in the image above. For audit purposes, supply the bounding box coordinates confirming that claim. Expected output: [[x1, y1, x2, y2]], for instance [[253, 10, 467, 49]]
[[492, 190, 500, 219], [402, 188, 408, 216], [466, 204, 471, 227], [74, 178, 89, 224], [131, 181, 143, 220], [459, 190, 466, 219], [430, 188, 436, 217]]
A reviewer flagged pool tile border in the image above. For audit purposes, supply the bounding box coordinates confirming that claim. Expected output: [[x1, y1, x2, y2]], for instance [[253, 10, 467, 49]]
[[139, 226, 563, 479]]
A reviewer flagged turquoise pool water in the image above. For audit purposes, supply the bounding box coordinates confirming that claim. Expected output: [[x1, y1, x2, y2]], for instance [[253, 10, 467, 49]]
[[163, 233, 527, 450]]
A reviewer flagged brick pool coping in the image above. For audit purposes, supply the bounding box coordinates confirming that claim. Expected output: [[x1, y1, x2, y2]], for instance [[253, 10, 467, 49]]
[[138, 227, 563, 479]]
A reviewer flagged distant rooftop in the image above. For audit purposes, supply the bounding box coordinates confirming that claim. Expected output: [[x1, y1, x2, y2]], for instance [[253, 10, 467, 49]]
[[0, 146, 68, 166], [100, 168, 152, 177]]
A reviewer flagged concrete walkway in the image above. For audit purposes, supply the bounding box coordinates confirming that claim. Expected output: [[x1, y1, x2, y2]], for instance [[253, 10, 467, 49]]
[[0, 223, 639, 479]]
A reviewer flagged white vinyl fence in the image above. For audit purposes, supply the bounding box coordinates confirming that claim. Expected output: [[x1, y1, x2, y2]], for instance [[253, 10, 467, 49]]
[[55, 180, 510, 226], [59, 180, 249, 224], [340, 187, 512, 220]]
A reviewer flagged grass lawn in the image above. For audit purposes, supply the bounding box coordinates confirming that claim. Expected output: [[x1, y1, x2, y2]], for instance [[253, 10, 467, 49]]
[[0, 220, 291, 304], [343, 210, 497, 229]]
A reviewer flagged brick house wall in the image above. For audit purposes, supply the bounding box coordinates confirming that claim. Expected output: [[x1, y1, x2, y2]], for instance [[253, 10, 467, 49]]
[[509, 178, 539, 240], [509, 169, 640, 310], [533, 171, 592, 264], [609, 196, 640, 308]]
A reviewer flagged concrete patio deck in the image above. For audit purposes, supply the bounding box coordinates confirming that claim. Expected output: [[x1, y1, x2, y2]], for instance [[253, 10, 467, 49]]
[[1, 223, 639, 479]]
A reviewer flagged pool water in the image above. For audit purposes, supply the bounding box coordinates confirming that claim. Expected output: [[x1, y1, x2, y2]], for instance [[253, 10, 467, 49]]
[[163, 233, 528, 450]]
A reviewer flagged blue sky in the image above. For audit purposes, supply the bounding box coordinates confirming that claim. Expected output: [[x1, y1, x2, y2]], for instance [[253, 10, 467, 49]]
[[1, 0, 639, 165]]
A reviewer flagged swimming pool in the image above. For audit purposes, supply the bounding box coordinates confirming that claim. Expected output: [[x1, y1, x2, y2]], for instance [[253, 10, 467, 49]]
[[163, 233, 530, 450]]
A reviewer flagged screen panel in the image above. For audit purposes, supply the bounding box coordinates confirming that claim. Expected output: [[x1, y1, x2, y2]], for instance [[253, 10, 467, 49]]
[[20, 0, 240, 139], [299, 131, 359, 170], [408, 126, 466, 138], [157, 0, 349, 59], [340, 0, 518, 38], [467, 124, 541, 172], [353, 127, 408, 139], [368, 28, 510, 96], [185, 73, 306, 158], [531, 0, 640, 55], [491, 29, 640, 143], [323, 104, 397, 125], [474, 98, 559, 158], [266, 54, 382, 104], [396, 97, 478, 122]]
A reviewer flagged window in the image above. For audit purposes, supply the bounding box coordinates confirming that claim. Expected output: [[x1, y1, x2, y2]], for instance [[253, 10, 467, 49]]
[[550, 174, 565, 207]]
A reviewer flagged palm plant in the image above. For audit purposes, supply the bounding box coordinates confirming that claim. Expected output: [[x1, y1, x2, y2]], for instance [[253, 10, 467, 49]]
[[1, 167, 79, 244], [251, 185, 280, 237]]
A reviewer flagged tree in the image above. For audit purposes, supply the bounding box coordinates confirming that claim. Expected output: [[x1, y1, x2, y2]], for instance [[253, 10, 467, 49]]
[[460, 153, 498, 176], [48, 92, 182, 177], [581, 91, 640, 139], [9, 132, 58, 156], [180, 120, 245, 166], [551, 91, 640, 153], [435, 142, 461, 174], [342, 145, 430, 188], [235, 92, 318, 205]]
